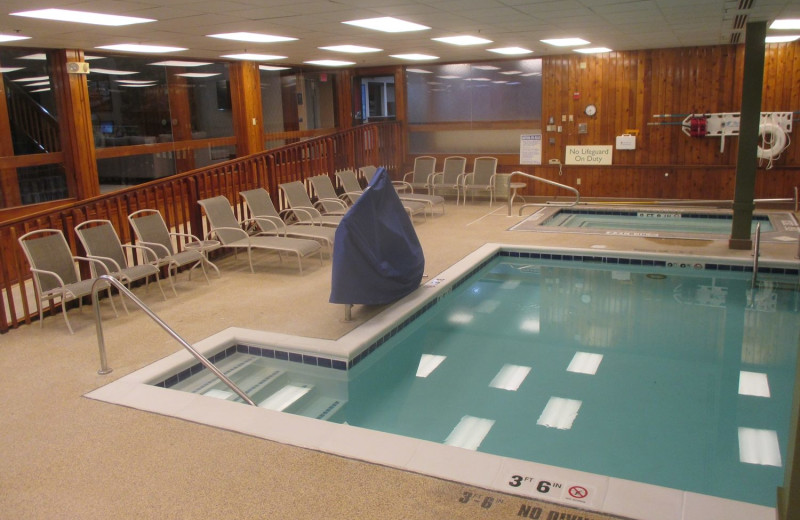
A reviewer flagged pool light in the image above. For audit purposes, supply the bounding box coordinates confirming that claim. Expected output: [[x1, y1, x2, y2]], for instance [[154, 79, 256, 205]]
[[738, 427, 782, 466], [537, 397, 582, 430], [489, 365, 531, 391], [444, 415, 495, 450]]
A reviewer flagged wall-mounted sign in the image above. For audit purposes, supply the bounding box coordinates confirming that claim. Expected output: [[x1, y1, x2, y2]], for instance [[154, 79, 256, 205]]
[[565, 145, 613, 165], [519, 134, 542, 165]]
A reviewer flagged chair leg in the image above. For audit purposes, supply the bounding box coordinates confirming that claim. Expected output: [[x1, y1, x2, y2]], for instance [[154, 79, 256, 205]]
[[247, 246, 255, 273], [61, 297, 75, 334], [154, 273, 167, 301]]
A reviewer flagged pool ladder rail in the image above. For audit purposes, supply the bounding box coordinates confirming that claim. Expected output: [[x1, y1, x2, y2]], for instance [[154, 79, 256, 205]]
[[509, 171, 581, 216], [91, 275, 256, 406]]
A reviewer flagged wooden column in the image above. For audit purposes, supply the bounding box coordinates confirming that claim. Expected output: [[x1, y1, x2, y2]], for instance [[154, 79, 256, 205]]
[[0, 64, 21, 207], [229, 61, 264, 157], [51, 49, 99, 200], [335, 69, 354, 130], [729, 21, 766, 250], [166, 69, 196, 172]]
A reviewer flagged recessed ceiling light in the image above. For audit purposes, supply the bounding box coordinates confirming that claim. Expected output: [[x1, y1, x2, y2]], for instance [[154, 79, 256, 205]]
[[149, 61, 213, 67], [0, 67, 25, 73], [222, 53, 287, 61], [770, 19, 800, 30], [407, 68, 432, 74], [0, 34, 31, 43], [433, 35, 492, 46], [177, 72, 221, 78], [116, 79, 157, 84], [541, 38, 590, 47], [766, 35, 800, 43], [473, 65, 500, 70], [119, 83, 157, 88], [19, 53, 47, 60], [343, 17, 429, 33], [26, 81, 50, 87], [30, 87, 50, 93], [97, 44, 187, 54], [303, 59, 355, 66], [437, 75, 461, 79], [468, 77, 491, 81], [90, 68, 138, 76], [575, 47, 612, 54], [500, 70, 522, 75], [488, 47, 533, 55], [13, 76, 49, 82], [259, 65, 291, 71], [11, 8, 154, 26], [84, 56, 105, 61], [207, 32, 297, 43], [390, 53, 438, 61], [319, 45, 382, 53]]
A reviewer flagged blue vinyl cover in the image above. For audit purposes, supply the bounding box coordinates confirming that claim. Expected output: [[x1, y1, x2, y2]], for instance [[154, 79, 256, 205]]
[[329, 167, 425, 305]]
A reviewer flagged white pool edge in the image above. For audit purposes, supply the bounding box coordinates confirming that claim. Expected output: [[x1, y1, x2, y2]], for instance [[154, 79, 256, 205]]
[[86, 242, 787, 520]]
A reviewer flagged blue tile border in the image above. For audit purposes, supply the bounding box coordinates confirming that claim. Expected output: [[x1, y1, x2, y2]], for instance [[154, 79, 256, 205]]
[[154, 248, 798, 388]]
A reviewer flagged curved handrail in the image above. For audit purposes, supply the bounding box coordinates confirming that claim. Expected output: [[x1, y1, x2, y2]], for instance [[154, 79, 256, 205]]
[[509, 171, 580, 216], [91, 275, 256, 406]]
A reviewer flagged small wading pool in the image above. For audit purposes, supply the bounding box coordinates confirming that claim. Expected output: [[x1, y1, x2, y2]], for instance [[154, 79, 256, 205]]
[[88, 245, 800, 520], [510, 206, 799, 241]]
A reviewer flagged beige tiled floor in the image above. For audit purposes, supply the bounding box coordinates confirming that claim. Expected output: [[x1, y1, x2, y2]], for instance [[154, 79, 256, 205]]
[[1, 202, 796, 519]]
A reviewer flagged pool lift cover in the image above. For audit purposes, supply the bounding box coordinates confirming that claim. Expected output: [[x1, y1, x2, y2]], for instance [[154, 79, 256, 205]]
[[329, 167, 425, 305]]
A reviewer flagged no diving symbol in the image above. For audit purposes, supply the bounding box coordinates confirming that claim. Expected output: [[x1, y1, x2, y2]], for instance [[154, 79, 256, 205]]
[[568, 486, 589, 499]]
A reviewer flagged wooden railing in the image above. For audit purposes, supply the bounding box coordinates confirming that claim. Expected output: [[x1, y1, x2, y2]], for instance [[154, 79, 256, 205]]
[[0, 121, 402, 333]]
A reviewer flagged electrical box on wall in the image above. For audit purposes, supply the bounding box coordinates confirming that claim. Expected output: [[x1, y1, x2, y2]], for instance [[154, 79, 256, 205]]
[[67, 62, 90, 74]]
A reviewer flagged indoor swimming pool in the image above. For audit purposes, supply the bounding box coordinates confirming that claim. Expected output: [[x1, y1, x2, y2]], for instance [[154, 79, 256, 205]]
[[511, 207, 798, 241], [89, 245, 799, 520]]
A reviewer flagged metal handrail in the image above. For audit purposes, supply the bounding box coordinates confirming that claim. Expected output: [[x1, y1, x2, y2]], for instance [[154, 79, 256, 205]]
[[510, 171, 580, 216], [91, 275, 256, 406], [751, 222, 761, 290]]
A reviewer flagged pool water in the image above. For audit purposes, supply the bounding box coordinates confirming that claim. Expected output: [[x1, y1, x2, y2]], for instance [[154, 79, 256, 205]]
[[521, 208, 776, 235], [169, 256, 799, 508]]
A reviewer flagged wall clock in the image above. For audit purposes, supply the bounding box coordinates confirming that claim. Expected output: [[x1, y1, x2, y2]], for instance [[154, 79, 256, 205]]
[[584, 104, 597, 117]]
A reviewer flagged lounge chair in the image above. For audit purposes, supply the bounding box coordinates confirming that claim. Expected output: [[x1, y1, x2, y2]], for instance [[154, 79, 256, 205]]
[[198, 196, 323, 274], [402, 156, 436, 194], [239, 188, 336, 254], [459, 156, 499, 206], [18, 229, 118, 334], [430, 156, 467, 204], [335, 169, 365, 204], [279, 181, 343, 227], [308, 175, 349, 215], [360, 165, 378, 183], [75, 219, 167, 308], [357, 165, 432, 219], [127, 209, 211, 295]]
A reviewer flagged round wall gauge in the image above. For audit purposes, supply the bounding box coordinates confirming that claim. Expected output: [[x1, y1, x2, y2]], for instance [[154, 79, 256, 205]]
[[584, 104, 597, 117]]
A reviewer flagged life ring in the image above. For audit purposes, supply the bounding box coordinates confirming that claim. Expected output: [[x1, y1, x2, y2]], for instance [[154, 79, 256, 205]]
[[757, 122, 788, 160]]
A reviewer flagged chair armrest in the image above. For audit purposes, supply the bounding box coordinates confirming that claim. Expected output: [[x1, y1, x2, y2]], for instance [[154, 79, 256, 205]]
[[29, 267, 68, 292], [281, 206, 321, 224], [134, 240, 171, 260], [205, 226, 249, 241], [250, 216, 287, 236], [392, 180, 413, 193], [315, 198, 348, 210], [403, 171, 414, 183], [122, 243, 160, 265], [429, 172, 443, 185], [169, 231, 203, 244], [86, 254, 123, 274]]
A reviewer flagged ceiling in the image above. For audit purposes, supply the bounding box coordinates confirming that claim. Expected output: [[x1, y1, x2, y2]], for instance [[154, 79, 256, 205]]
[[1, 0, 799, 68]]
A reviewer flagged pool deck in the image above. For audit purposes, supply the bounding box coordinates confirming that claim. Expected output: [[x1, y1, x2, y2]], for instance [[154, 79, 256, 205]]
[[2, 201, 797, 520]]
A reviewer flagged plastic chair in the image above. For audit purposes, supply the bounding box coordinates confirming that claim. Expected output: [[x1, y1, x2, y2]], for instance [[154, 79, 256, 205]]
[[460, 156, 499, 206], [402, 156, 436, 194], [431, 156, 467, 204]]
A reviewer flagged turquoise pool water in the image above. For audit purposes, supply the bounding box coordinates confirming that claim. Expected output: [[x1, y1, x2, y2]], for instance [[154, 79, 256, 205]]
[[168, 255, 799, 508]]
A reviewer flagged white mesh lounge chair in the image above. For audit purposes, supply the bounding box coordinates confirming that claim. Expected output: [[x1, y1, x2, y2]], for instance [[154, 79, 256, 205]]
[[75, 219, 167, 309], [360, 165, 378, 184], [240, 188, 336, 254], [459, 156, 499, 206], [18, 229, 117, 334], [279, 181, 343, 227], [402, 156, 436, 194], [198, 196, 323, 274], [127, 209, 211, 295], [334, 169, 365, 204], [430, 156, 467, 204], [308, 175, 349, 215]]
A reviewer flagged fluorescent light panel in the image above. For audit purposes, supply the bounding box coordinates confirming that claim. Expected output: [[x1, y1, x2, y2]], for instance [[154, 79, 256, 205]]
[[738, 427, 782, 466], [575, 47, 613, 54], [416, 354, 446, 378], [223, 54, 287, 61], [434, 35, 492, 46], [26, 81, 50, 87], [0, 67, 25, 73], [319, 45, 381, 53], [770, 19, 800, 30], [116, 79, 157, 84], [567, 352, 604, 375], [207, 32, 296, 43], [489, 364, 531, 391], [391, 54, 438, 61], [304, 60, 355, 66], [766, 35, 800, 43], [177, 73, 221, 78], [489, 47, 532, 55], [91, 68, 138, 76], [343, 17, 430, 33], [150, 61, 212, 67], [98, 44, 186, 53], [444, 415, 495, 450], [259, 65, 291, 71], [738, 371, 770, 397], [406, 68, 432, 74], [11, 8, 155, 26], [13, 76, 49, 82], [29, 87, 50, 93], [520, 318, 540, 333], [447, 312, 473, 324], [537, 397, 582, 430], [541, 38, 590, 47], [0, 34, 31, 42]]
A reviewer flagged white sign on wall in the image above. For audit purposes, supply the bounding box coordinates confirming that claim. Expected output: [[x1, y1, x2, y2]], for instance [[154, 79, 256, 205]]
[[519, 134, 542, 165], [565, 145, 613, 165]]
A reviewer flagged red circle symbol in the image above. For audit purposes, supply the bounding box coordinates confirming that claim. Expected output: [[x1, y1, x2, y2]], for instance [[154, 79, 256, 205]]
[[568, 486, 588, 499]]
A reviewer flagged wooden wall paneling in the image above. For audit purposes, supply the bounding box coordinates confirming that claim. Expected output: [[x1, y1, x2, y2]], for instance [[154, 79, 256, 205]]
[[229, 61, 264, 157]]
